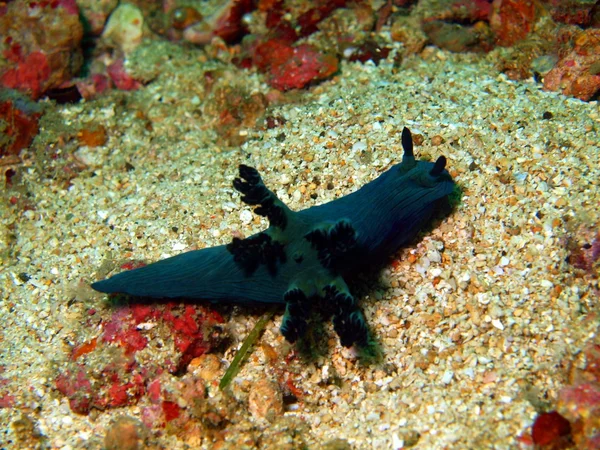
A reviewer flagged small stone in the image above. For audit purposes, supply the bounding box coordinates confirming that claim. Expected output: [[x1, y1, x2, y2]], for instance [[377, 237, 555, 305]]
[[352, 141, 367, 152], [104, 416, 146, 450], [441, 370, 454, 384], [188, 354, 222, 382], [102, 4, 145, 55], [554, 197, 567, 208], [248, 379, 283, 422], [240, 209, 253, 225], [321, 438, 352, 450], [431, 135, 444, 146], [491, 319, 504, 330]]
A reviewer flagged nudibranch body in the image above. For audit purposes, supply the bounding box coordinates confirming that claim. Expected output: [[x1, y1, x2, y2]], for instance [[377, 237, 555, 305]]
[[92, 128, 455, 348]]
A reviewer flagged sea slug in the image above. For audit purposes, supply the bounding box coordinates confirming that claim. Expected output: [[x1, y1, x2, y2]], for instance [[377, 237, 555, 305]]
[[92, 128, 455, 348]]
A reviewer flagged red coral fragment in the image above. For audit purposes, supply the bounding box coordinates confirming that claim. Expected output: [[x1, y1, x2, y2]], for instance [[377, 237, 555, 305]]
[[545, 28, 600, 100], [102, 308, 149, 355], [212, 0, 254, 43], [162, 400, 180, 422], [0, 52, 51, 99], [556, 336, 600, 450], [560, 383, 600, 413], [0, 99, 41, 158], [531, 411, 572, 446], [147, 379, 162, 404], [107, 60, 142, 91], [57, 302, 224, 415], [547, 0, 600, 27], [266, 43, 338, 91], [567, 227, 600, 276], [252, 39, 295, 72], [348, 41, 391, 65], [56, 0, 78, 15], [162, 304, 224, 371], [0, 394, 16, 408], [55, 367, 94, 414], [106, 379, 143, 408], [489, 0, 536, 47], [108, 382, 131, 407], [70, 337, 97, 361], [120, 260, 147, 271]]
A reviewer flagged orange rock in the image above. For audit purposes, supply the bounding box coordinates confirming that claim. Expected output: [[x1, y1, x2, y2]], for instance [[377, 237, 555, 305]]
[[78, 125, 107, 147], [490, 0, 536, 47]]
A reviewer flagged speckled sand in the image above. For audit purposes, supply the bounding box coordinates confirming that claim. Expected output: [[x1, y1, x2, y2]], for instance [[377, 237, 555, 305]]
[[1, 40, 599, 449]]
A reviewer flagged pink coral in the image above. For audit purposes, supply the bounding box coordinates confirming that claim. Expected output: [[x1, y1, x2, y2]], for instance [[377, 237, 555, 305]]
[[531, 411, 572, 447], [0, 1, 83, 98], [556, 338, 600, 449], [0, 51, 51, 99], [181, 0, 254, 45], [55, 302, 224, 415], [107, 60, 142, 91], [0, 97, 42, 158], [250, 40, 338, 91], [268, 44, 338, 90], [558, 383, 600, 449], [544, 29, 600, 101], [489, 0, 536, 47]]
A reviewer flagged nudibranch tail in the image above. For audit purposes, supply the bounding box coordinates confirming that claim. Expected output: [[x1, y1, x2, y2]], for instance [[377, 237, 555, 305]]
[[90, 246, 284, 303]]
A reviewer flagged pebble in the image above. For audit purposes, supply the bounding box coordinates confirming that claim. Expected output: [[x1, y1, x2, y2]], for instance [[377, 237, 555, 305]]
[[431, 135, 444, 146], [248, 379, 283, 422], [352, 141, 367, 152], [102, 4, 145, 55], [491, 319, 504, 330], [441, 370, 454, 384], [240, 209, 253, 225], [104, 416, 146, 450], [188, 354, 222, 382]]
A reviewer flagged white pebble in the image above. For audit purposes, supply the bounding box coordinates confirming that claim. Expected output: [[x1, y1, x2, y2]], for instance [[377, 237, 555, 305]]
[[430, 267, 442, 277], [392, 433, 403, 450], [352, 141, 367, 152], [427, 249, 441, 263], [441, 370, 454, 384], [240, 209, 253, 225], [172, 242, 186, 251], [491, 319, 504, 330]]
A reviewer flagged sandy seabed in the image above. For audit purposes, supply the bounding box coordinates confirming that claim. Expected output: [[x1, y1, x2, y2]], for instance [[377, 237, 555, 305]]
[[1, 39, 599, 449]]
